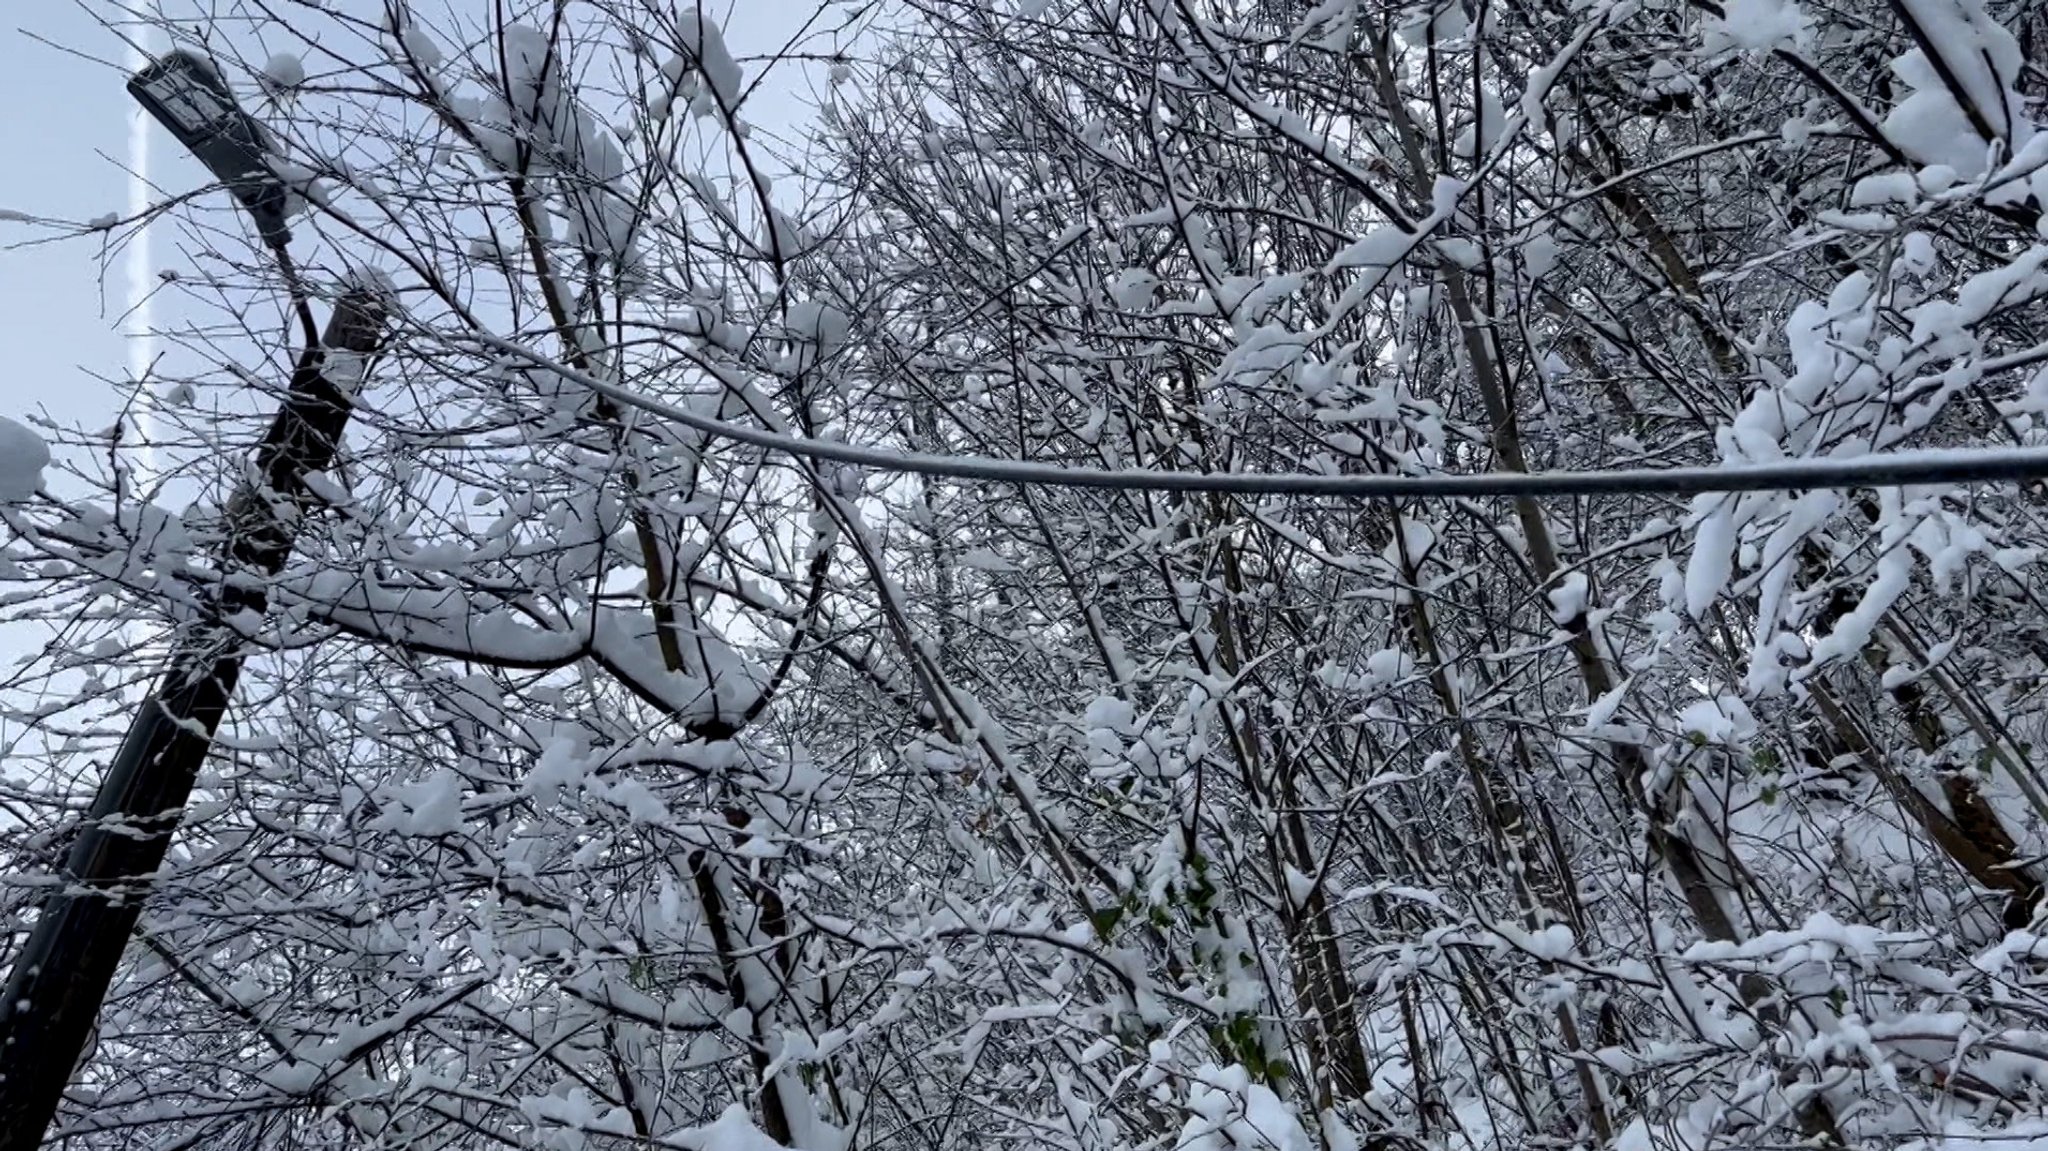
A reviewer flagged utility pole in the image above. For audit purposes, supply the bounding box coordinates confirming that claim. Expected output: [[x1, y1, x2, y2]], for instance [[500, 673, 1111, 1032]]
[[0, 51, 388, 1148]]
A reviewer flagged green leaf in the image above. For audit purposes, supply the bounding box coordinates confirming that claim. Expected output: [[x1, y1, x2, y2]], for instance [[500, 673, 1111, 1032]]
[[1087, 905, 1124, 938]]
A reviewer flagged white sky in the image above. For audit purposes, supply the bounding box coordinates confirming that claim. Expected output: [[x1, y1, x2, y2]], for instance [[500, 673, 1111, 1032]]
[[0, 1, 822, 460], [0, 1, 823, 682], [0, 4, 144, 436]]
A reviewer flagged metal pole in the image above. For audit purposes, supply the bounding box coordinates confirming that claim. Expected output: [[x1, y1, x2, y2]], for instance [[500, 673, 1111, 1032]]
[[0, 290, 386, 1148]]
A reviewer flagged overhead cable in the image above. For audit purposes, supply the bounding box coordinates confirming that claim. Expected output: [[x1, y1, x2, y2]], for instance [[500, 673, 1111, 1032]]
[[477, 336, 2048, 501]]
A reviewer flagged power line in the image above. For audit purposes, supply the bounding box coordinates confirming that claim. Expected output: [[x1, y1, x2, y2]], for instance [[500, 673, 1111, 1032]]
[[479, 336, 2048, 501]]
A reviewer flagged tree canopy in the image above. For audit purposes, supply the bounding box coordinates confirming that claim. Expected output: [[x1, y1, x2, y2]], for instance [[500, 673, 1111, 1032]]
[[5, 0, 2048, 1148]]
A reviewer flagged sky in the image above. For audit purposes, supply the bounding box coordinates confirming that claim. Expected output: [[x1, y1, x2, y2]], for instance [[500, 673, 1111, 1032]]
[[0, 1, 823, 681], [0, 1, 822, 465], [0, 3, 150, 438]]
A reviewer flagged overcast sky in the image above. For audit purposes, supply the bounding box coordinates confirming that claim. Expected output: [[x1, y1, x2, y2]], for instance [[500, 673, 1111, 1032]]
[[0, 4, 142, 436], [0, 2, 822, 685], [0, 1, 821, 463]]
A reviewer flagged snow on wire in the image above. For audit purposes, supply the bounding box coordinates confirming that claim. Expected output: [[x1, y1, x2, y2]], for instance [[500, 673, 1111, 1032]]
[[480, 335, 2048, 501]]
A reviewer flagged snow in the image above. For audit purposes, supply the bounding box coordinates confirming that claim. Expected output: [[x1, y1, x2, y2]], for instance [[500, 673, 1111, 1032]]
[[558, 126, 638, 262], [1325, 225, 1412, 274], [1432, 237, 1481, 269], [1703, 0, 1809, 53], [1110, 267, 1160, 310], [1582, 677, 1630, 730], [1500, 922, 1575, 961], [0, 416, 49, 502], [960, 547, 1018, 572], [1880, 637, 1955, 689], [527, 738, 590, 805], [587, 773, 672, 825], [1901, 230, 1939, 274], [1677, 696, 1756, 746], [518, 1087, 637, 1137], [671, 1105, 785, 1151], [262, 51, 306, 92], [269, 158, 326, 220], [1850, 172, 1918, 207], [367, 768, 466, 836], [400, 26, 443, 68], [1881, 0, 2045, 206], [786, 298, 851, 372], [1546, 571, 1589, 625], [1363, 647, 1413, 684], [1521, 231, 1559, 280], [21, 5, 2048, 1149], [1083, 695, 1135, 733], [760, 208, 805, 260], [340, 263, 399, 304], [677, 8, 745, 108], [1917, 164, 1959, 194], [1802, 496, 1915, 673], [1177, 1065, 1313, 1151], [463, 25, 574, 172]]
